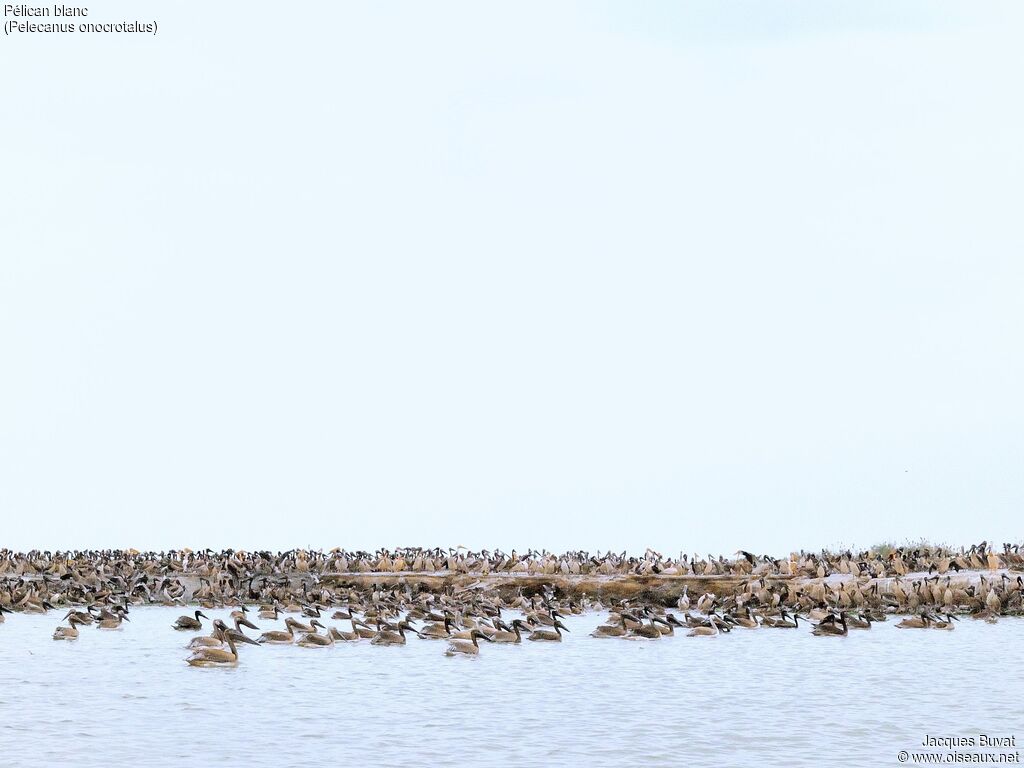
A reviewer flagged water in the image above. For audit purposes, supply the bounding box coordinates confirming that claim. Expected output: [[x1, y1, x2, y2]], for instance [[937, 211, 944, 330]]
[[2, 608, 1022, 767]]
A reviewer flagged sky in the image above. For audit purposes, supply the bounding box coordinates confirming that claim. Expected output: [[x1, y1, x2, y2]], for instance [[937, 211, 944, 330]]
[[1, 1, 1022, 556]]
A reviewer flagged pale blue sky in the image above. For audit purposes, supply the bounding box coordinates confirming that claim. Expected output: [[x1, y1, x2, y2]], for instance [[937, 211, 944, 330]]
[[1, 1, 1022, 555]]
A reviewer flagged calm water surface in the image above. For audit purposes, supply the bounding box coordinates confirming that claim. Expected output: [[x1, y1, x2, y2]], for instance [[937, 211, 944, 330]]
[[2, 608, 1021, 767]]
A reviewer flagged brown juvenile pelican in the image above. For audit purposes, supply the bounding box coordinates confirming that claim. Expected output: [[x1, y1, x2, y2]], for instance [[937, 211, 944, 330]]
[[286, 617, 315, 633], [763, 611, 801, 629], [187, 619, 259, 649], [491, 619, 527, 643], [259, 617, 305, 644], [98, 608, 129, 630], [846, 613, 873, 630], [229, 606, 259, 630], [629, 618, 667, 639], [23, 600, 57, 615], [64, 609, 94, 626], [527, 620, 569, 642], [189, 619, 231, 648], [686, 617, 721, 637], [172, 610, 209, 631], [187, 633, 239, 667], [590, 615, 629, 638], [371, 620, 417, 646], [330, 619, 370, 642], [297, 620, 334, 647], [445, 629, 495, 656], [419, 616, 456, 638], [259, 605, 282, 621], [812, 612, 848, 637], [53, 613, 85, 640], [331, 605, 356, 620], [729, 609, 759, 629]]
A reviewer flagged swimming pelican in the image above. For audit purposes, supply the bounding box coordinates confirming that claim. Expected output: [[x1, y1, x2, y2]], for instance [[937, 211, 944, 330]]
[[172, 610, 209, 631], [590, 615, 629, 638], [629, 618, 667, 639], [846, 613, 873, 630], [187, 632, 239, 667], [490, 619, 527, 643], [445, 629, 495, 656], [371, 620, 417, 646], [812, 612, 848, 637], [330, 619, 370, 642], [258, 617, 305, 644], [97, 609, 129, 629], [53, 612, 85, 640], [527, 620, 569, 642], [189, 619, 231, 648], [419, 616, 456, 638], [297, 620, 334, 647], [763, 611, 801, 629], [686, 617, 721, 637], [229, 606, 259, 630]]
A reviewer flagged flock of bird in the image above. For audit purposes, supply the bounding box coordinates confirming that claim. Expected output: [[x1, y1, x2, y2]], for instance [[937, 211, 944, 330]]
[[2, 541, 1022, 587], [2, 540, 1022, 666]]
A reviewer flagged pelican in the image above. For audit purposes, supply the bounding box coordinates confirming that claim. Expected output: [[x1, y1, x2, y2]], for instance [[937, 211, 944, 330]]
[[527, 620, 569, 642], [590, 615, 629, 638], [763, 611, 801, 629], [229, 606, 259, 630], [846, 613, 873, 630], [629, 618, 667, 639], [297, 620, 334, 647], [896, 614, 931, 629], [259, 617, 308, 644], [729, 609, 759, 629], [187, 632, 239, 667], [172, 610, 209, 631], [491, 619, 527, 643], [259, 605, 282, 621], [445, 629, 495, 656], [812, 612, 848, 637], [371, 621, 417, 646], [419, 616, 456, 638], [53, 612, 85, 640], [64, 609, 94, 626], [286, 617, 315, 633], [687, 617, 721, 637], [930, 613, 958, 631], [98, 610, 129, 629], [189, 619, 231, 649], [330, 619, 370, 642]]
